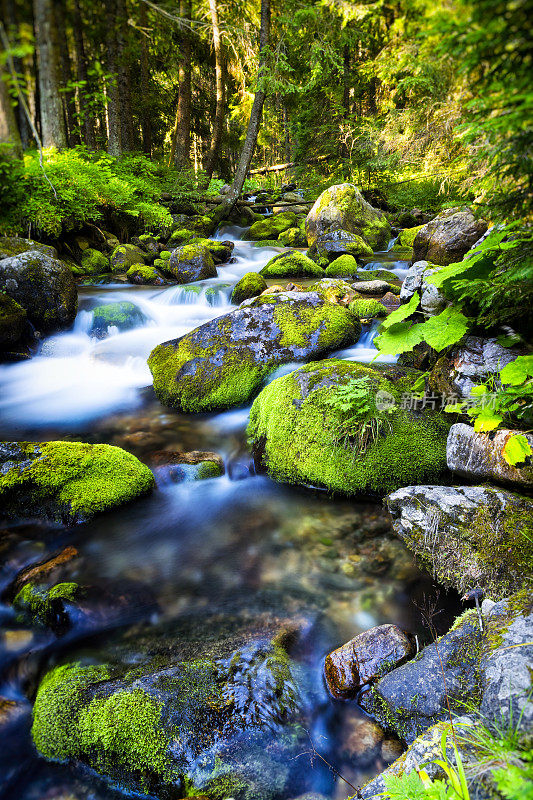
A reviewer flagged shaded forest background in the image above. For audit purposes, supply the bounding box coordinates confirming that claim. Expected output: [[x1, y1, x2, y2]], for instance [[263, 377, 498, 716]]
[[0, 0, 531, 238]]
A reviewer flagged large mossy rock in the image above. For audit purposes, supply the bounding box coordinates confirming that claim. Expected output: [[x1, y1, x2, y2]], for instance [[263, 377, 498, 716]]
[[386, 485, 533, 599], [397, 225, 424, 248], [412, 208, 488, 266], [79, 248, 109, 275], [0, 292, 27, 349], [306, 184, 391, 250], [260, 250, 323, 279], [277, 227, 307, 247], [231, 272, 267, 304], [90, 301, 147, 337], [246, 212, 297, 241], [165, 243, 217, 283], [126, 264, 166, 285], [0, 251, 77, 332], [248, 360, 449, 496], [147, 293, 360, 412], [187, 237, 234, 264], [110, 244, 147, 273], [0, 236, 58, 260], [0, 441, 155, 524], [31, 618, 307, 799]]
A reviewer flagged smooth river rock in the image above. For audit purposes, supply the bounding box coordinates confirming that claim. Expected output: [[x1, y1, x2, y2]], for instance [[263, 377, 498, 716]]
[[324, 624, 414, 698], [447, 422, 533, 489], [412, 207, 488, 265]]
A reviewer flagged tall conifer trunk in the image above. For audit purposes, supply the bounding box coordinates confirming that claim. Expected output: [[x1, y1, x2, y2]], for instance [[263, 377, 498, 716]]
[[33, 0, 67, 148]]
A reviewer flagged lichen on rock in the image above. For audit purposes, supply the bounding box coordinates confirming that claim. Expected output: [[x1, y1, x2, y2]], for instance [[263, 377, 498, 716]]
[[305, 184, 391, 250]]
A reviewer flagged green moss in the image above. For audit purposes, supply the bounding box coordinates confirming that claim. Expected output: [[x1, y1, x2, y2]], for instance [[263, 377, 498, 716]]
[[398, 225, 424, 248], [325, 255, 359, 277], [80, 248, 109, 275], [260, 250, 323, 278], [277, 227, 307, 247], [159, 250, 171, 260], [168, 228, 196, 246], [0, 291, 26, 345], [273, 302, 361, 350], [248, 360, 449, 496], [126, 264, 164, 284], [349, 298, 387, 319], [195, 460, 224, 479], [246, 211, 297, 241], [91, 301, 145, 333], [0, 441, 155, 522], [14, 581, 79, 626], [253, 239, 282, 248], [110, 244, 146, 272], [231, 272, 267, 304]]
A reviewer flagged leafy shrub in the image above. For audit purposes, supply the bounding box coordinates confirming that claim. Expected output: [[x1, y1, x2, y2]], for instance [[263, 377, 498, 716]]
[[0, 147, 174, 237]]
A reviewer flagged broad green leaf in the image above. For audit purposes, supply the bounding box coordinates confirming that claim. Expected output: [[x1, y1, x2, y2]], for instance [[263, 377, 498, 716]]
[[417, 306, 471, 351], [379, 291, 420, 331], [374, 321, 424, 355], [502, 434, 532, 466], [472, 410, 502, 432], [500, 355, 533, 386]]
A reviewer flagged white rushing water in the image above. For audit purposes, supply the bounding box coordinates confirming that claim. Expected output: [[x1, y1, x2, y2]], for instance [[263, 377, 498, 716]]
[[0, 229, 405, 429]]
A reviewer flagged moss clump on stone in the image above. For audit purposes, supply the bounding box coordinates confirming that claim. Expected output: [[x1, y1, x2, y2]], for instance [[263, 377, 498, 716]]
[[126, 264, 165, 285], [110, 244, 146, 272], [277, 227, 307, 247], [248, 360, 449, 496], [398, 225, 424, 248], [0, 291, 27, 347], [165, 243, 217, 283], [325, 255, 359, 277], [168, 228, 196, 247], [91, 301, 146, 334], [0, 441, 155, 523], [306, 184, 392, 249], [231, 272, 267, 304], [253, 239, 282, 248], [260, 250, 323, 278], [14, 581, 79, 626], [349, 298, 387, 319], [246, 212, 297, 241], [80, 248, 109, 275]]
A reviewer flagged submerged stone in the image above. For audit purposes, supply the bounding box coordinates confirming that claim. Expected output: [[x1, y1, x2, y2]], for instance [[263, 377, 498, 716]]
[[0, 441, 155, 524], [31, 618, 308, 798], [148, 293, 360, 412], [248, 360, 449, 496]]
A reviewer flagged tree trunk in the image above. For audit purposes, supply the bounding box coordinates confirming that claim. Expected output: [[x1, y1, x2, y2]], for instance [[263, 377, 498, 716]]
[[0, 55, 23, 159], [215, 0, 270, 220], [197, 0, 225, 190], [174, 0, 192, 168], [116, 0, 135, 151], [139, 2, 152, 154], [3, 0, 31, 148], [33, 0, 67, 148], [54, 0, 78, 145], [106, 0, 122, 155], [72, 0, 96, 148]]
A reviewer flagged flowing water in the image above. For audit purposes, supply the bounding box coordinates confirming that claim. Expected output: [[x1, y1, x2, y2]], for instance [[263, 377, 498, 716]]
[[0, 231, 450, 800]]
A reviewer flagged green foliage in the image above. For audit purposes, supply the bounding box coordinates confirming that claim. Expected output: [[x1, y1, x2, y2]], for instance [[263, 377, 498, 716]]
[[0, 148, 174, 237]]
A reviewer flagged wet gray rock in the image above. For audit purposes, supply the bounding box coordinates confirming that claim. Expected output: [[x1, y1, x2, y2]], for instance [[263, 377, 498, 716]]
[[324, 624, 414, 698], [360, 617, 482, 744], [447, 423, 533, 489], [386, 485, 533, 599], [413, 208, 488, 266], [0, 236, 58, 260], [430, 336, 521, 398], [307, 229, 373, 264], [148, 292, 360, 412], [352, 279, 392, 295], [0, 293, 28, 350], [0, 250, 77, 332], [400, 260, 447, 316]]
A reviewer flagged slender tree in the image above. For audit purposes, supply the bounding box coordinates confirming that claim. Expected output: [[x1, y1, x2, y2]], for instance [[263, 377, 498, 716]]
[[198, 0, 225, 189], [216, 0, 270, 218], [139, 2, 152, 154], [172, 0, 192, 168], [54, 0, 78, 145], [72, 0, 96, 149], [33, 0, 67, 147], [0, 53, 23, 159]]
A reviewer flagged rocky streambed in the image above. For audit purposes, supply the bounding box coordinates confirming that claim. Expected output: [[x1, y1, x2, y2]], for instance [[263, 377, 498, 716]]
[[0, 183, 531, 800]]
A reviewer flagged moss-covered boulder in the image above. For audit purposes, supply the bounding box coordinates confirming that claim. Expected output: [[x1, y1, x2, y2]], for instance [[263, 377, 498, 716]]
[[356, 268, 399, 283], [308, 278, 356, 305], [308, 230, 374, 267], [231, 272, 267, 304], [325, 255, 359, 278], [349, 298, 387, 320], [80, 248, 109, 275], [126, 264, 166, 285], [386, 485, 533, 599], [13, 582, 80, 628], [0, 441, 155, 524], [90, 301, 147, 337], [187, 237, 234, 264], [148, 293, 360, 412], [0, 292, 27, 349], [0, 251, 77, 332], [397, 225, 424, 248], [277, 227, 307, 247], [31, 619, 307, 798], [167, 228, 196, 247], [306, 184, 392, 250], [248, 361, 449, 496], [131, 234, 159, 259], [253, 239, 282, 248], [260, 251, 323, 279], [246, 212, 297, 241], [164, 244, 217, 283], [0, 237, 58, 260], [110, 244, 147, 273]]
